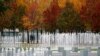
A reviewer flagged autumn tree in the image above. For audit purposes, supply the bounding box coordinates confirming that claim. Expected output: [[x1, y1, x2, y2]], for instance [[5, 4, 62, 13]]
[[0, 0, 16, 36], [57, 2, 85, 32], [80, 0, 100, 32], [25, 2, 39, 43], [43, 0, 61, 32], [0, 10, 14, 36], [5, 3, 25, 42], [21, 16, 33, 43], [10, 5, 25, 30]]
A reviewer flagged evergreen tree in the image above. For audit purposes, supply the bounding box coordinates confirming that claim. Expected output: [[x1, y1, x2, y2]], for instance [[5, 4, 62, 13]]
[[57, 2, 85, 32]]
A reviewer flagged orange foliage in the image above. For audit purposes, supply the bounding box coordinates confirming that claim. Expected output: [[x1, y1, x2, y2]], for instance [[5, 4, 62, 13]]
[[58, 0, 86, 12], [22, 16, 33, 30], [80, 0, 100, 32], [70, 0, 86, 12], [58, 0, 67, 8], [37, 0, 52, 13], [26, 2, 38, 15], [43, 0, 61, 31], [16, 0, 27, 6]]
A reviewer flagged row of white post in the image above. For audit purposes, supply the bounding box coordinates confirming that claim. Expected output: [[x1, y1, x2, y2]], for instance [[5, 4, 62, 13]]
[[0, 32, 100, 46], [0, 47, 99, 56]]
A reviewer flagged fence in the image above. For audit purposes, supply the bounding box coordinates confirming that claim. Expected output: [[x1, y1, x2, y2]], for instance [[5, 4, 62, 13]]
[[0, 31, 100, 47]]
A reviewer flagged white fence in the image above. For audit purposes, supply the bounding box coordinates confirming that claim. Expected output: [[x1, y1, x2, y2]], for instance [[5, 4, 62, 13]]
[[0, 31, 100, 47]]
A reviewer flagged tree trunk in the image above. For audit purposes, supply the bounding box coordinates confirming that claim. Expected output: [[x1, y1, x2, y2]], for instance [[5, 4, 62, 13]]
[[22, 30, 24, 43], [13, 28, 15, 43], [40, 29, 42, 44], [36, 29, 38, 44], [27, 30, 30, 43], [13, 29, 15, 37], [54, 31, 55, 44], [1, 28, 4, 37], [8, 29, 10, 42]]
